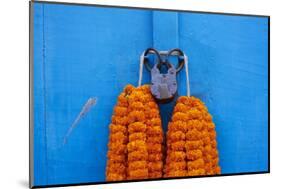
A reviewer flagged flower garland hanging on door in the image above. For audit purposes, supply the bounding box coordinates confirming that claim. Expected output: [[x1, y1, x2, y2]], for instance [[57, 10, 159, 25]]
[[105, 48, 220, 181], [164, 51, 221, 177]]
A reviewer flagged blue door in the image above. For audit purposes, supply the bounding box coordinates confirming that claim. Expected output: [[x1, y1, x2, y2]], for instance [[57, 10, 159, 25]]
[[32, 2, 269, 186]]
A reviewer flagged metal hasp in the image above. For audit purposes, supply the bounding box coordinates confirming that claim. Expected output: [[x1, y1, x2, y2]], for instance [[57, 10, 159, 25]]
[[143, 48, 185, 103]]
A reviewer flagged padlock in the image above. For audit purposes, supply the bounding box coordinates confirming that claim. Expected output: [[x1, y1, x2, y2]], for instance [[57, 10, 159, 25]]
[[142, 48, 185, 103], [150, 62, 177, 103]]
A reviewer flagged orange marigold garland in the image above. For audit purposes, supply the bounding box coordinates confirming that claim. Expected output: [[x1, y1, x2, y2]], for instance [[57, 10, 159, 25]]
[[165, 121, 187, 177], [106, 85, 133, 181], [106, 84, 163, 181], [126, 86, 149, 180], [142, 85, 164, 179], [164, 96, 220, 177], [126, 85, 164, 180], [106, 49, 221, 181]]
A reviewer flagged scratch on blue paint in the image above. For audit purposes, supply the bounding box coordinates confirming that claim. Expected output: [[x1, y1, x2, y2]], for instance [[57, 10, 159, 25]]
[[63, 97, 97, 145]]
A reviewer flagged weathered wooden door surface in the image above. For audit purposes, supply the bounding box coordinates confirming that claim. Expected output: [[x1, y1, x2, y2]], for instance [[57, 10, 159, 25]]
[[32, 2, 268, 186]]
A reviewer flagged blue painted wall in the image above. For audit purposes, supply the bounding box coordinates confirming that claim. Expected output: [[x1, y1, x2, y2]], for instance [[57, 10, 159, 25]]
[[33, 2, 268, 186]]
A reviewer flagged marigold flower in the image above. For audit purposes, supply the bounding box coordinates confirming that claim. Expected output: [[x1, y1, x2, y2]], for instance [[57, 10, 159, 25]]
[[210, 149, 218, 158], [174, 103, 189, 113], [106, 162, 126, 174], [177, 96, 204, 109], [167, 151, 186, 162], [124, 84, 135, 94], [148, 171, 162, 178], [109, 132, 127, 143], [146, 118, 161, 126], [194, 104, 208, 112], [139, 85, 151, 93], [172, 112, 188, 122], [146, 126, 163, 136], [128, 92, 151, 104], [186, 129, 202, 141], [214, 166, 221, 174], [202, 136, 211, 145], [107, 153, 126, 163], [203, 144, 213, 155], [111, 115, 128, 125], [187, 158, 204, 170], [186, 140, 204, 151], [208, 130, 216, 140], [166, 170, 186, 177], [147, 143, 162, 153], [187, 169, 205, 176], [127, 140, 147, 152], [212, 158, 219, 165], [109, 124, 127, 134], [128, 110, 146, 123], [211, 140, 217, 148], [148, 153, 163, 161], [201, 130, 210, 139], [169, 141, 185, 151], [106, 173, 126, 181], [127, 169, 149, 180], [114, 106, 128, 117], [187, 109, 204, 120], [129, 132, 146, 142], [128, 151, 148, 161], [146, 135, 163, 144], [145, 95, 154, 102], [128, 122, 146, 133], [108, 145, 127, 156], [167, 131, 185, 141], [166, 162, 186, 171], [128, 101, 145, 111], [207, 122, 215, 131], [145, 109, 160, 119], [128, 160, 148, 171], [147, 101, 158, 109], [205, 113, 213, 122], [187, 149, 203, 161], [186, 120, 203, 131], [177, 96, 189, 105], [204, 162, 213, 172], [168, 121, 187, 132], [117, 93, 128, 107], [204, 154, 213, 163], [148, 162, 163, 172]]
